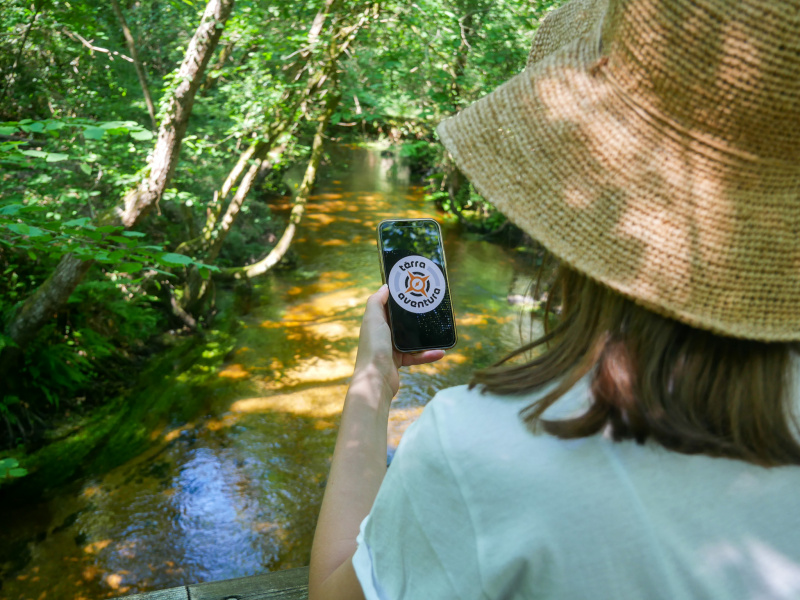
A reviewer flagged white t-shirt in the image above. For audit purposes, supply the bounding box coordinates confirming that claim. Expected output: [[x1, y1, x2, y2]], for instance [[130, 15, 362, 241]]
[[352, 378, 800, 599]]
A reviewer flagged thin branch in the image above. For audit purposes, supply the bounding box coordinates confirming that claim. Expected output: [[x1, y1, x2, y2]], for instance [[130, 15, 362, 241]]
[[458, 16, 473, 50], [62, 29, 134, 63]]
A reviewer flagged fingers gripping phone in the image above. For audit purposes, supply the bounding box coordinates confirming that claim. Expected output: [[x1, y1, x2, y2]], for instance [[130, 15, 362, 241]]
[[377, 219, 458, 352]]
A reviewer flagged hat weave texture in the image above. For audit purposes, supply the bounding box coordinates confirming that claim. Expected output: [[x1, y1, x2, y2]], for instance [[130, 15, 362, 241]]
[[437, 0, 800, 341]]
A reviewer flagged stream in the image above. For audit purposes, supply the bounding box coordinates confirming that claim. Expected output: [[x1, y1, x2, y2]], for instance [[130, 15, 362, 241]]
[[0, 145, 541, 599]]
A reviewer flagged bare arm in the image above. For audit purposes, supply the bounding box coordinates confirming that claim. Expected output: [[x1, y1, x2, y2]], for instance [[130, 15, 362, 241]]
[[308, 285, 445, 600]]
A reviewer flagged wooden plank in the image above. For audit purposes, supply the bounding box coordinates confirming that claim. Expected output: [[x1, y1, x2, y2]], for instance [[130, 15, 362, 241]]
[[188, 567, 309, 600], [116, 566, 309, 600], [118, 585, 189, 600]]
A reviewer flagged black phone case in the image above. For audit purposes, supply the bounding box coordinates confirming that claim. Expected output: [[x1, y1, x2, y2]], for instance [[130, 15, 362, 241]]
[[377, 218, 458, 352]]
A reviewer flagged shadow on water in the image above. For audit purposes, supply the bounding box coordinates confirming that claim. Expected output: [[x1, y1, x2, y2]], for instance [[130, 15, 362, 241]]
[[0, 145, 544, 598]]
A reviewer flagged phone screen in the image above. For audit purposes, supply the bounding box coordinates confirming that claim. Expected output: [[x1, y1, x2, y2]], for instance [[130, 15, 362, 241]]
[[377, 219, 457, 352]]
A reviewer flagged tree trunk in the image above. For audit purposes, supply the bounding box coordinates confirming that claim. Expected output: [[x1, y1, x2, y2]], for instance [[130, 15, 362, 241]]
[[191, 0, 347, 253], [291, 0, 342, 79], [451, 0, 483, 109], [222, 91, 340, 280], [0, 0, 234, 362], [0, 254, 94, 388], [5, 253, 92, 347], [120, 0, 235, 227], [200, 3, 373, 253], [110, 0, 157, 129], [204, 145, 278, 263]]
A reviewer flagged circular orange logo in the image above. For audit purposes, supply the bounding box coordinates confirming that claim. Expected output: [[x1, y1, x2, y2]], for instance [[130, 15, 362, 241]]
[[388, 255, 445, 314]]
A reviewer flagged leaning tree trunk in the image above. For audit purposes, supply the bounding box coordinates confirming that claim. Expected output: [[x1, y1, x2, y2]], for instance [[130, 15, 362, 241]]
[[110, 0, 157, 129], [121, 0, 235, 227], [180, 0, 348, 259], [0, 253, 93, 395], [193, 2, 374, 260], [0, 0, 234, 371], [221, 90, 341, 280]]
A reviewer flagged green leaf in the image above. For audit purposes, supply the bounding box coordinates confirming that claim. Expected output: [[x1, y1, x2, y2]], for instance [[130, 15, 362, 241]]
[[27, 225, 48, 237], [6, 223, 29, 235], [107, 235, 135, 246], [116, 262, 144, 273], [130, 130, 154, 141], [0, 204, 24, 215], [159, 252, 193, 266], [121, 231, 146, 237], [23, 122, 45, 133], [20, 149, 47, 158], [46, 153, 69, 162], [45, 121, 65, 131], [79, 163, 92, 175], [83, 127, 106, 140], [148, 267, 177, 279], [62, 217, 91, 227], [100, 120, 136, 130], [0, 458, 27, 480], [0, 126, 17, 136], [0, 335, 17, 352]]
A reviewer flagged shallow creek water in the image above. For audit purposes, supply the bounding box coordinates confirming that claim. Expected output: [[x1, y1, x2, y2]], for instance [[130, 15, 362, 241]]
[[0, 146, 541, 599]]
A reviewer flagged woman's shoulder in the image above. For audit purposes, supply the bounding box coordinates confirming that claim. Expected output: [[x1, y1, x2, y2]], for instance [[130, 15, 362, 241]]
[[410, 378, 603, 492], [415, 379, 800, 501], [420, 378, 593, 450]]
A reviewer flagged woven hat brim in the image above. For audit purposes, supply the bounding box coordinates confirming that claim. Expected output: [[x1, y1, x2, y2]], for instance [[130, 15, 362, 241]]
[[437, 33, 800, 341]]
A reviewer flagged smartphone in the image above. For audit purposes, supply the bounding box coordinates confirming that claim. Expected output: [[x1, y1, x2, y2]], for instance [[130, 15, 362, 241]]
[[376, 218, 457, 352]]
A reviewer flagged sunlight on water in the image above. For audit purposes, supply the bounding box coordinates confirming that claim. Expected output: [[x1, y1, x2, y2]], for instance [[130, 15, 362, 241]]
[[0, 146, 542, 598]]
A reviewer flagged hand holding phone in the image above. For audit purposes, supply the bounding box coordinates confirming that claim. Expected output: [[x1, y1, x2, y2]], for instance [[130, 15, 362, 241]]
[[377, 219, 458, 352]]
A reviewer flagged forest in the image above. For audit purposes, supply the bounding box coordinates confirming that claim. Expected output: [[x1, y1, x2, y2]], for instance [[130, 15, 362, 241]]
[[1, 0, 561, 596]]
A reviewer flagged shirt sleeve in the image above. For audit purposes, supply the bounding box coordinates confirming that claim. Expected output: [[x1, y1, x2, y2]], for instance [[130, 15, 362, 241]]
[[352, 394, 487, 600]]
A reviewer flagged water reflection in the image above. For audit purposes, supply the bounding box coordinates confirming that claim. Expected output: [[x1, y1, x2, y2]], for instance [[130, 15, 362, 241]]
[[0, 145, 541, 599]]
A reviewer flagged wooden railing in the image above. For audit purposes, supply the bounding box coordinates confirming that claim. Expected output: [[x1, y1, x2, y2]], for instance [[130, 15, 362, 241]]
[[120, 566, 309, 600]]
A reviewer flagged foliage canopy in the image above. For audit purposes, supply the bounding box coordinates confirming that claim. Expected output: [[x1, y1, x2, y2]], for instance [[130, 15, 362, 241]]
[[0, 0, 566, 460]]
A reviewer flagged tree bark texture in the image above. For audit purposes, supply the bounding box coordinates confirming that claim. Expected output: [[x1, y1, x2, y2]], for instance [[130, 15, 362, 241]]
[[120, 0, 235, 228], [204, 146, 276, 263], [1, 254, 93, 385], [4, 254, 93, 349], [289, 0, 343, 82], [110, 0, 157, 129]]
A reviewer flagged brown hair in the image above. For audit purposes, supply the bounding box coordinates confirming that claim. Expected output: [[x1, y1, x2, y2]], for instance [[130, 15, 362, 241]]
[[471, 264, 800, 467]]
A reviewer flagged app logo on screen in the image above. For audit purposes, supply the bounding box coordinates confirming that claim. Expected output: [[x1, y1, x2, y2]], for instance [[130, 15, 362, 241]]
[[387, 255, 445, 314]]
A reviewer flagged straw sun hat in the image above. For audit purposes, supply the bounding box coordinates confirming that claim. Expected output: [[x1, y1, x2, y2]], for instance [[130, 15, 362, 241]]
[[437, 0, 800, 341]]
